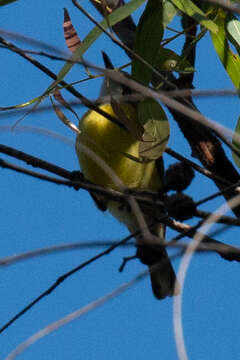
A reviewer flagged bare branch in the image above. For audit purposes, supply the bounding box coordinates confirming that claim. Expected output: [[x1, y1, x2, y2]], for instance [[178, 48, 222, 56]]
[[5, 253, 183, 360], [0, 241, 135, 266], [0, 157, 73, 185], [0, 143, 72, 179], [166, 218, 240, 262], [196, 210, 240, 226], [0, 231, 135, 335]]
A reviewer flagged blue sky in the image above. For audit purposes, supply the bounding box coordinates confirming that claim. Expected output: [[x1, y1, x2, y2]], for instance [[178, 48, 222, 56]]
[[1, 1, 240, 359]]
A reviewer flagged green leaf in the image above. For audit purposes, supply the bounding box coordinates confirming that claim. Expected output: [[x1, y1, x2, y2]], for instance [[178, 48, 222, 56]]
[[0, 0, 17, 5], [0, 95, 45, 111], [53, 88, 80, 122], [51, 96, 80, 135], [132, 0, 164, 85], [138, 99, 170, 160], [155, 46, 195, 73], [210, 11, 240, 89], [226, 16, 240, 55], [232, 116, 240, 168], [170, 0, 218, 33], [162, 0, 178, 28]]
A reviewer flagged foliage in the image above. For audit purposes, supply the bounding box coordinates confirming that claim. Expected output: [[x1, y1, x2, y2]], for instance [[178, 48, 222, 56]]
[[1, 0, 240, 359]]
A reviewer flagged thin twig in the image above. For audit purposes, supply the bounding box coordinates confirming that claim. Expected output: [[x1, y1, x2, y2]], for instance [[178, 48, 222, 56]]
[[196, 210, 240, 226], [0, 232, 134, 335], [0, 241, 135, 266], [195, 182, 240, 206], [0, 28, 67, 55], [166, 218, 240, 262], [0, 157, 73, 185], [0, 143, 72, 179]]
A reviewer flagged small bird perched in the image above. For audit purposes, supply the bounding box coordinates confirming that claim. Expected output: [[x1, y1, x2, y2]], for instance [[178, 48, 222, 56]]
[[75, 56, 178, 300]]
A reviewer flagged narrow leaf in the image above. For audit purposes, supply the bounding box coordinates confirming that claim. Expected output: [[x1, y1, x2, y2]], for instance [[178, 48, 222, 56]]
[[63, 8, 81, 53], [162, 0, 177, 28], [155, 46, 195, 73], [0, 95, 44, 111], [226, 16, 240, 54], [138, 99, 170, 160], [51, 97, 80, 134], [211, 11, 240, 89], [170, 0, 218, 33], [99, 0, 112, 29], [53, 88, 80, 122], [12, 98, 43, 130], [132, 0, 164, 85]]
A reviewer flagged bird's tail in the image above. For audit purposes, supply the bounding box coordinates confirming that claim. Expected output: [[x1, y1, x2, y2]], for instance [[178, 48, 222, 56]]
[[137, 244, 179, 300], [108, 201, 179, 299], [150, 248, 179, 299]]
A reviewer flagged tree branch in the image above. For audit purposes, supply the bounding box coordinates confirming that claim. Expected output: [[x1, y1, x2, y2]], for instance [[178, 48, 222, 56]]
[[166, 218, 240, 262]]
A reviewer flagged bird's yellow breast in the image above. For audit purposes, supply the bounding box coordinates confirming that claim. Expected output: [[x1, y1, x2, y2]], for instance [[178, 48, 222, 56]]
[[76, 103, 161, 191]]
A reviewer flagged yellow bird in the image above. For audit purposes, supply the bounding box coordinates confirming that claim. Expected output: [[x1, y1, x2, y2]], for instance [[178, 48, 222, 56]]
[[75, 65, 178, 300]]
